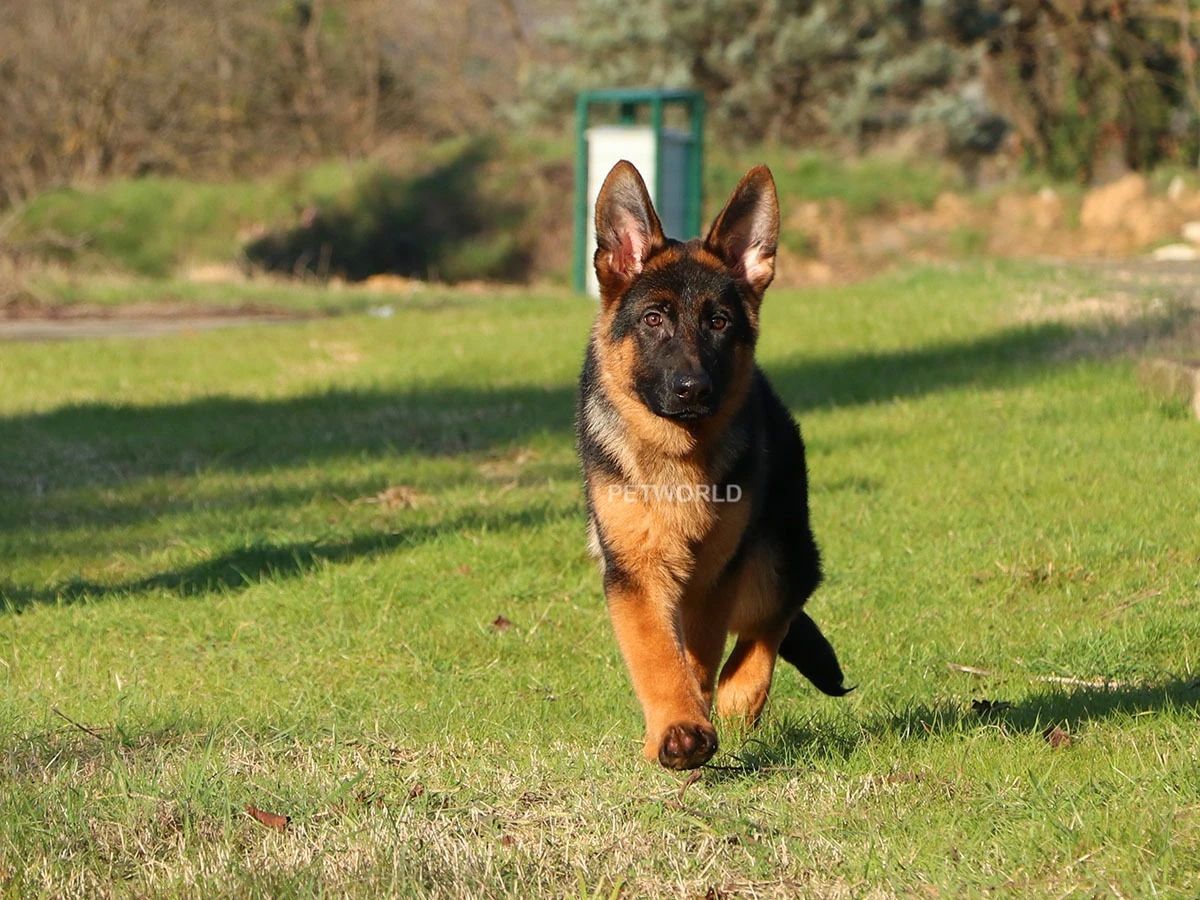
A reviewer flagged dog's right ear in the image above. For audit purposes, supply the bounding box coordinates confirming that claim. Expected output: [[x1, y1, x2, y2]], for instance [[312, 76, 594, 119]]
[[594, 161, 665, 300]]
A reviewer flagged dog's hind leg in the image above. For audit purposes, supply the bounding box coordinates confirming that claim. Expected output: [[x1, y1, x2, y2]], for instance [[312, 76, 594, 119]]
[[713, 545, 787, 726], [714, 628, 787, 726]]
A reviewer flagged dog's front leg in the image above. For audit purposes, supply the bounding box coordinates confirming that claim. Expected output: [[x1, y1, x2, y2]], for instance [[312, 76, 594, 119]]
[[681, 579, 737, 712], [605, 575, 718, 770]]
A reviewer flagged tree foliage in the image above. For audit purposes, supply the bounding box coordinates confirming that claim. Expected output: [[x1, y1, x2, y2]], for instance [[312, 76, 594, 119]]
[[0, 0, 537, 207], [534, 1, 1007, 149], [540, 0, 1200, 179], [980, 0, 1200, 179], [1, 0, 1198, 207]]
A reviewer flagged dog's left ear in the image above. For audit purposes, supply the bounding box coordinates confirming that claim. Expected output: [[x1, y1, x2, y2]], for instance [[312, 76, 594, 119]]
[[704, 165, 779, 296]]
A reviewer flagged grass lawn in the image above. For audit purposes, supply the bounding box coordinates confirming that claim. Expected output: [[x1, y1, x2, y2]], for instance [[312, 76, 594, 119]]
[[1, 261, 1197, 897], [8, 139, 949, 286]]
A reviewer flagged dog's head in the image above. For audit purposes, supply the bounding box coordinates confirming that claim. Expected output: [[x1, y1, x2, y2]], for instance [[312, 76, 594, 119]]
[[592, 161, 778, 423]]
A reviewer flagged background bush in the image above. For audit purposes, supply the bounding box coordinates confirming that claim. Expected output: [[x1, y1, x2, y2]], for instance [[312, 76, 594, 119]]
[[2, 2, 1197, 217]]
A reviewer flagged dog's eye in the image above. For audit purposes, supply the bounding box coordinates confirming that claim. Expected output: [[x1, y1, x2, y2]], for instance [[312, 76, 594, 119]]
[[709, 314, 729, 331], [643, 311, 663, 328]]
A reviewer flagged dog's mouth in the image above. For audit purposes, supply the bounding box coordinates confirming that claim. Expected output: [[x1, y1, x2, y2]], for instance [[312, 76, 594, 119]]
[[652, 399, 719, 422], [661, 407, 713, 421]]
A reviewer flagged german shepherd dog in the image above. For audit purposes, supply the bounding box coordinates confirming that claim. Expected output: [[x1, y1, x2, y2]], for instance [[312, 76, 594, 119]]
[[576, 161, 850, 770]]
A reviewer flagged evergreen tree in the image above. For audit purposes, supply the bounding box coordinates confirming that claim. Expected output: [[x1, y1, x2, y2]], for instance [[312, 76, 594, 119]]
[[534, 0, 1006, 153], [534, 0, 1199, 177]]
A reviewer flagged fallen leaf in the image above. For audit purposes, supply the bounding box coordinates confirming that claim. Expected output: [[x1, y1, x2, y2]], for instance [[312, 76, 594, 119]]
[[948, 662, 995, 677], [385, 746, 411, 766], [458, 565, 472, 575], [244, 804, 289, 831], [500, 834, 515, 847], [971, 698, 1012, 714], [886, 772, 919, 783], [362, 485, 427, 509], [477, 449, 540, 480], [1044, 726, 1073, 749], [491, 615, 513, 632], [355, 788, 381, 808], [407, 783, 426, 800]]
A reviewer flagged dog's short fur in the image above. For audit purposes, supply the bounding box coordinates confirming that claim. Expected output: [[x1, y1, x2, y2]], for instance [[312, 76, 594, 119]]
[[576, 161, 850, 770]]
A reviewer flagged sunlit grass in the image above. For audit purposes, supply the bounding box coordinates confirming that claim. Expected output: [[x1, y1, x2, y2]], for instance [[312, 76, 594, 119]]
[[1, 261, 1197, 896]]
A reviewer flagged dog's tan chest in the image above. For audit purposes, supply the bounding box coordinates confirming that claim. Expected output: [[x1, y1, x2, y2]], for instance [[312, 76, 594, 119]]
[[589, 462, 750, 595]]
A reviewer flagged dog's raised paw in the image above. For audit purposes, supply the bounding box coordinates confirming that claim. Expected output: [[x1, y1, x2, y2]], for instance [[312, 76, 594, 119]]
[[657, 721, 718, 770]]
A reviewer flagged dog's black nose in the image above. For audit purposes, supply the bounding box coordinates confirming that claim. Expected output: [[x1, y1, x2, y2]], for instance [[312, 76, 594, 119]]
[[672, 372, 712, 404]]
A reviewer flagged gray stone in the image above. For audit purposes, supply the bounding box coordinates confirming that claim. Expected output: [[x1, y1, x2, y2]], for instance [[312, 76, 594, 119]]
[[1151, 243, 1200, 261]]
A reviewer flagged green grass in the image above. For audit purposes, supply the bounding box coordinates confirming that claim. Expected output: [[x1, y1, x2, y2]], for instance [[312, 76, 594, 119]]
[[1, 261, 1198, 896], [21, 269, 563, 316], [709, 149, 951, 217], [9, 141, 949, 284], [8, 136, 569, 284], [9, 161, 362, 278]]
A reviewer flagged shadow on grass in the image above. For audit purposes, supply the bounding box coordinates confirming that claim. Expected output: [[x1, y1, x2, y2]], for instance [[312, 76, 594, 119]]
[[0, 503, 576, 613], [885, 679, 1200, 736], [4, 306, 1194, 537], [6, 461, 582, 534], [2, 305, 1193, 604], [0, 315, 1151, 504], [0, 533, 403, 611], [244, 139, 534, 283], [0, 382, 576, 506], [723, 678, 1200, 772]]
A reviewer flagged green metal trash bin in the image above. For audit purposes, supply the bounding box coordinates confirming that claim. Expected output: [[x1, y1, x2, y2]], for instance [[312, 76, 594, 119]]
[[574, 88, 705, 297]]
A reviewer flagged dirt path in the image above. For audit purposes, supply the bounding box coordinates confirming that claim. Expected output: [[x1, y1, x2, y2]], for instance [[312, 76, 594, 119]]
[[1079, 257, 1200, 289], [0, 314, 305, 342], [0, 295, 314, 341]]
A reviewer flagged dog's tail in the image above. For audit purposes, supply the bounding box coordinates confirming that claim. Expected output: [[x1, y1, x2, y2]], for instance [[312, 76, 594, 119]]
[[778, 611, 853, 697]]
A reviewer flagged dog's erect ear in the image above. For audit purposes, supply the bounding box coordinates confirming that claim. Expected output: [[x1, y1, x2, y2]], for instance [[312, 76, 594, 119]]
[[594, 161, 665, 298], [704, 165, 779, 295]]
